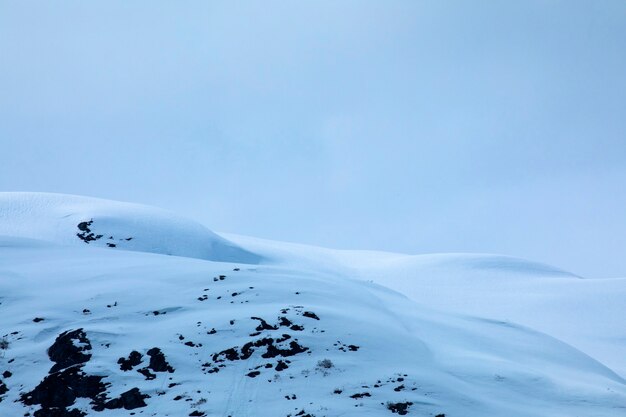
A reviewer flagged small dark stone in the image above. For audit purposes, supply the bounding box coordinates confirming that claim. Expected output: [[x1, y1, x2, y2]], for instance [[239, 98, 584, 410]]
[[278, 317, 292, 327], [302, 311, 320, 320], [246, 371, 260, 378], [137, 368, 156, 380], [2, 370, 12, 378], [251, 317, 278, 331], [33, 317, 45, 323], [118, 351, 143, 371], [386, 402, 413, 415], [77, 221, 91, 232]]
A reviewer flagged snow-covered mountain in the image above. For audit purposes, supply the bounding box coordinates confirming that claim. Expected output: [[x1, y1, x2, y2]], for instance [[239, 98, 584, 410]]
[[0, 193, 260, 263], [0, 193, 624, 417]]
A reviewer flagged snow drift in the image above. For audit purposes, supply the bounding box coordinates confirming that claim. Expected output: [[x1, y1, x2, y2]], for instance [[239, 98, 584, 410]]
[[0, 192, 260, 263]]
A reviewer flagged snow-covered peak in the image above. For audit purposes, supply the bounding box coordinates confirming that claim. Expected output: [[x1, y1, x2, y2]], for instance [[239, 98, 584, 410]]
[[1, 193, 625, 417], [0, 192, 260, 263]]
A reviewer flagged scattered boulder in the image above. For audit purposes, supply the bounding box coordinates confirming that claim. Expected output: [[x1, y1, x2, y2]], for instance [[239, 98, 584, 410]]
[[146, 347, 175, 373], [76, 220, 103, 243], [302, 311, 320, 320], [386, 401, 413, 415], [117, 351, 143, 371]]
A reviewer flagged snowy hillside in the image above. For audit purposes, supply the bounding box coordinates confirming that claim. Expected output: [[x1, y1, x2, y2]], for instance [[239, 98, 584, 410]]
[[0, 193, 260, 263], [0, 193, 625, 417]]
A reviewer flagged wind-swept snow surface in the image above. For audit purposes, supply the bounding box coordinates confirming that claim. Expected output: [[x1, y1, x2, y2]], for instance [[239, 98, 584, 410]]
[[0, 193, 624, 416], [228, 235, 626, 378], [0, 192, 260, 263]]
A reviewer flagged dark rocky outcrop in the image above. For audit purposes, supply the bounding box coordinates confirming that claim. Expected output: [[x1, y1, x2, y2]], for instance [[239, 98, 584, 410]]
[[103, 387, 149, 410], [48, 329, 92, 373], [117, 350, 143, 371], [302, 311, 320, 320], [386, 401, 413, 415], [21, 365, 107, 409], [146, 347, 175, 373], [76, 220, 103, 243], [33, 408, 86, 417]]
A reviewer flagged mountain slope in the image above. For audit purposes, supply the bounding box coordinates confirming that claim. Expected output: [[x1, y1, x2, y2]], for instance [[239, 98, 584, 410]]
[[227, 234, 626, 378], [0, 192, 260, 263], [0, 193, 624, 417]]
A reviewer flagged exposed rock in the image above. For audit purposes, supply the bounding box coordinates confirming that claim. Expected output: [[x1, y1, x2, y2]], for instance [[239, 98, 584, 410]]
[[386, 401, 413, 415], [0, 379, 8, 399], [76, 220, 103, 244], [251, 317, 278, 331], [20, 366, 107, 409], [47, 329, 92, 373], [275, 360, 289, 371], [117, 351, 143, 371], [33, 408, 86, 417], [103, 387, 149, 410], [302, 311, 320, 320], [146, 347, 175, 373]]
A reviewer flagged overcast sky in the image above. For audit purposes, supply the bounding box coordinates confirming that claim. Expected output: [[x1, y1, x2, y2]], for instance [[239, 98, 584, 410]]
[[1, 1, 625, 277]]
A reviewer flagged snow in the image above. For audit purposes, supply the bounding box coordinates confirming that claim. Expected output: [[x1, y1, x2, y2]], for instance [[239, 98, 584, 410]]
[[0, 192, 261, 263], [0, 193, 625, 417], [226, 234, 626, 377]]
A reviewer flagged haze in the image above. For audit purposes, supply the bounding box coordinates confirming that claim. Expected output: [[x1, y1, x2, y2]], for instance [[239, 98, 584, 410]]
[[1, 1, 625, 277]]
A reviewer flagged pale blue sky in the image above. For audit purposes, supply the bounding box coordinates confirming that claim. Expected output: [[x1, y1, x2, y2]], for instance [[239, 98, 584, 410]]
[[1, 1, 625, 277]]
